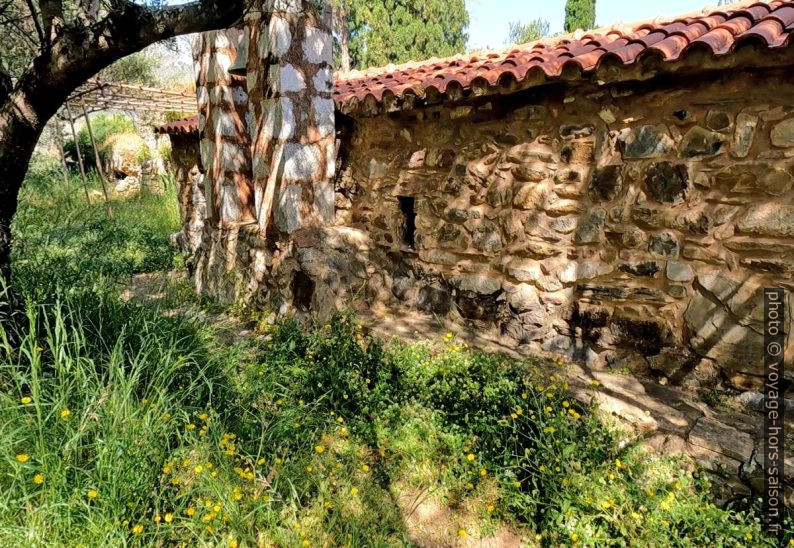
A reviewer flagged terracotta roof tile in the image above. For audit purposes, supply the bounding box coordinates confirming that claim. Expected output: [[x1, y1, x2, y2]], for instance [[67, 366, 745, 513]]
[[154, 116, 200, 135], [156, 0, 794, 133], [332, 0, 793, 109]]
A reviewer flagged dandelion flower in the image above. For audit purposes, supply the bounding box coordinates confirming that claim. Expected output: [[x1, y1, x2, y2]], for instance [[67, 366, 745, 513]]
[[361, 464, 370, 472], [186, 507, 196, 517], [15, 454, 29, 463], [194, 465, 204, 474], [615, 459, 623, 469], [164, 513, 173, 523], [20, 397, 32, 405], [87, 490, 98, 499], [314, 445, 325, 454], [257, 458, 265, 465], [306, 466, 313, 473], [486, 504, 495, 513], [457, 529, 468, 538], [466, 453, 475, 462], [571, 533, 579, 542], [60, 408, 71, 419], [33, 473, 44, 485], [350, 487, 359, 496], [186, 423, 196, 431], [230, 540, 239, 548], [153, 515, 161, 524], [132, 524, 144, 535]]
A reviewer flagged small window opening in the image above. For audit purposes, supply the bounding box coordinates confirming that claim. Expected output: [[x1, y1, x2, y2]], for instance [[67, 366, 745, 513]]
[[398, 196, 416, 249]]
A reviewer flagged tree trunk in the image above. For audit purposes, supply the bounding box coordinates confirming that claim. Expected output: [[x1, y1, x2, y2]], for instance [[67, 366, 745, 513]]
[[0, 0, 245, 285]]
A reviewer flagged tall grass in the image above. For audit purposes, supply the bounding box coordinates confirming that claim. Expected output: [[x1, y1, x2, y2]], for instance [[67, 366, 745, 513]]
[[0, 156, 787, 546]]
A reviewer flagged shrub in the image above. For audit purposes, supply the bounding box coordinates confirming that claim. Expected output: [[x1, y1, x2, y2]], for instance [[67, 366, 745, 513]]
[[63, 114, 136, 172]]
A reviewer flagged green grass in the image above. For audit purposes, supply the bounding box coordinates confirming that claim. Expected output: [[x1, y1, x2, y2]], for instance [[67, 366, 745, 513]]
[[0, 155, 788, 546]]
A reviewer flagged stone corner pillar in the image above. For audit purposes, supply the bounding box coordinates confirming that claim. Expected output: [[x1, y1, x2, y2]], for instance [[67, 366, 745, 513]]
[[248, 0, 336, 237]]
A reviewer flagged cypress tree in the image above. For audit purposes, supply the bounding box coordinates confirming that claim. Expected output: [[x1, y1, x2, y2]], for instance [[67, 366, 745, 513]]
[[564, 0, 596, 33]]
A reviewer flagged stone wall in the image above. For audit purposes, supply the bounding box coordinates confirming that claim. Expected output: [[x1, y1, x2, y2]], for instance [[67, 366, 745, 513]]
[[169, 133, 204, 257], [173, 24, 793, 393], [193, 28, 254, 227], [339, 66, 793, 391]]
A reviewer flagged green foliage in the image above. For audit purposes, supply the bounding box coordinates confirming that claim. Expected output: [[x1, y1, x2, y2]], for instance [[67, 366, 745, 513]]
[[507, 19, 550, 45], [12, 170, 179, 302], [0, 171, 788, 545], [343, 0, 469, 69], [100, 50, 159, 86], [63, 114, 136, 172], [564, 0, 597, 33]]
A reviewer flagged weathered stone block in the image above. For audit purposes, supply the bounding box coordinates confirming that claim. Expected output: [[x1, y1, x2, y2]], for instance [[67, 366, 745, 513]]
[[453, 274, 502, 295], [574, 208, 606, 244], [644, 162, 688, 203], [275, 184, 303, 233], [512, 180, 552, 210], [618, 125, 674, 159], [680, 126, 726, 158], [771, 117, 794, 147], [417, 286, 452, 315], [589, 165, 623, 202], [618, 261, 661, 277], [736, 204, 794, 238], [666, 261, 695, 282], [731, 113, 757, 158], [648, 231, 679, 258]]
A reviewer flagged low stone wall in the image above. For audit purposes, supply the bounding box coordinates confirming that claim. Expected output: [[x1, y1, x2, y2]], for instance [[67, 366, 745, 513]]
[[338, 66, 794, 391]]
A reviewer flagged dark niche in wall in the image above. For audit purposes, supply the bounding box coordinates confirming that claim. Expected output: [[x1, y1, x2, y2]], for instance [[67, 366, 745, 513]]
[[398, 196, 417, 249], [291, 271, 315, 312]]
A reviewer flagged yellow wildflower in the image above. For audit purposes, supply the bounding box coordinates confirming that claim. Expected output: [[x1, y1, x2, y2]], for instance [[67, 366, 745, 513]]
[[20, 397, 32, 405], [60, 408, 71, 419], [458, 529, 467, 538], [186, 423, 196, 431], [315, 445, 325, 454], [480, 468, 487, 477], [153, 515, 161, 524], [361, 464, 370, 472], [230, 540, 239, 548], [33, 473, 44, 485], [350, 487, 359, 496], [466, 453, 475, 461], [132, 524, 144, 535], [15, 454, 29, 463], [486, 504, 495, 513], [164, 513, 173, 523], [615, 459, 623, 469], [571, 533, 579, 542], [87, 489, 98, 499], [543, 426, 556, 434], [186, 507, 196, 517], [562, 401, 570, 408]]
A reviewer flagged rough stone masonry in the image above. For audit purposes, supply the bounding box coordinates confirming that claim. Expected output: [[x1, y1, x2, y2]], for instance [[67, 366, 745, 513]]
[[170, 7, 793, 399]]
